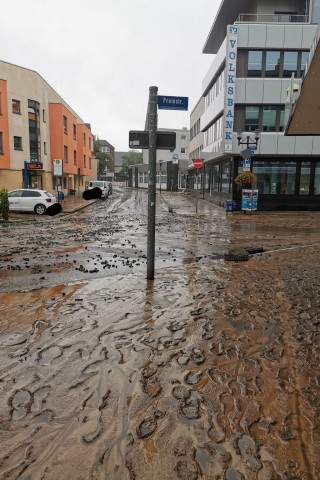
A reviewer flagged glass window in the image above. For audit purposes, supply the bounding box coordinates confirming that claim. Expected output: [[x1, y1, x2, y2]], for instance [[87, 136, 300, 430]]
[[262, 106, 277, 132], [315, 162, 320, 194], [312, 0, 320, 22], [73, 124, 77, 139], [279, 106, 285, 132], [0, 132, 3, 154], [12, 99, 21, 114], [299, 162, 311, 195], [74, 150, 77, 165], [283, 51, 298, 77], [221, 162, 231, 193], [64, 145, 68, 163], [212, 165, 220, 192], [253, 161, 296, 194], [8, 190, 22, 197], [265, 51, 281, 77], [300, 51, 309, 76], [245, 106, 259, 131], [22, 190, 41, 197], [63, 116, 67, 134], [248, 51, 262, 77], [14, 136, 22, 150]]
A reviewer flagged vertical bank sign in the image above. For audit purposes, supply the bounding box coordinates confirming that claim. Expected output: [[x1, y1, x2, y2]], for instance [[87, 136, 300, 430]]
[[223, 25, 238, 153]]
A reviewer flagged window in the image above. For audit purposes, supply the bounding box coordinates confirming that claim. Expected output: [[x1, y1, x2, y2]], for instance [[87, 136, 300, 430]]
[[63, 116, 67, 134], [0, 132, 3, 154], [83, 133, 86, 146], [12, 99, 21, 114], [253, 160, 296, 194], [315, 162, 320, 194], [44, 142, 47, 155], [299, 162, 311, 195], [73, 124, 77, 139], [300, 51, 309, 76], [181, 148, 186, 154], [248, 51, 262, 77], [73, 150, 77, 165], [89, 137, 91, 149], [312, 0, 320, 22], [265, 51, 281, 77], [28, 100, 41, 161], [283, 51, 298, 77], [14, 136, 22, 150], [89, 157, 91, 169], [64, 146, 68, 163], [43, 109, 46, 122], [212, 165, 220, 191], [84, 155, 86, 168], [181, 135, 187, 140], [22, 190, 41, 197], [262, 106, 277, 132], [0, 92, 2, 114], [221, 162, 231, 193], [245, 106, 259, 131]]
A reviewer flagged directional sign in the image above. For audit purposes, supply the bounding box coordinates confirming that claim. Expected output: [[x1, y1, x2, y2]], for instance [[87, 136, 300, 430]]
[[193, 158, 203, 169], [129, 131, 176, 150], [157, 96, 188, 111]]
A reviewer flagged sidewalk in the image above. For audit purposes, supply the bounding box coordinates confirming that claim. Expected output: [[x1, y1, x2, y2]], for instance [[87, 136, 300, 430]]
[[58, 192, 98, 213]]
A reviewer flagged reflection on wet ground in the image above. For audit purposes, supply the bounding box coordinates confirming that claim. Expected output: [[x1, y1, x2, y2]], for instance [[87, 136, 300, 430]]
[[0, 187, 320, 479]]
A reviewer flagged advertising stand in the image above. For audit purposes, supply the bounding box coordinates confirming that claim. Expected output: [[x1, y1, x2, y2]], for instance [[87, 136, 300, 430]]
[[241, 189, 258, 212]]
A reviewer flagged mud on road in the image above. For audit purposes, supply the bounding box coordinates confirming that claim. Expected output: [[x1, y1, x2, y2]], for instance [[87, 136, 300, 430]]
[[0, 187, 320, 479]]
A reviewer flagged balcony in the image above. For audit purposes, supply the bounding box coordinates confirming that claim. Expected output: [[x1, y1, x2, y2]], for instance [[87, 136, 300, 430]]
[[236, 13, 309, 24]]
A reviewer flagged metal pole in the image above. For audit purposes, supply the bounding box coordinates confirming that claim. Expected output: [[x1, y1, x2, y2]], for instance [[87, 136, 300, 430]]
[[147, 86, 158, 280], [202, 164, 205, 200]]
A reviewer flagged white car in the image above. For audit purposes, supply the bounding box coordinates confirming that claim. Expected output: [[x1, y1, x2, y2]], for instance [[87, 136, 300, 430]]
[[88, 181, 108, 199], [8, 189, 56, 215]]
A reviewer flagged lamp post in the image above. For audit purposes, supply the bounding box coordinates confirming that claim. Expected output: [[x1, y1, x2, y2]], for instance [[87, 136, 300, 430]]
[[159, 160, 163, 194], [236, 129, 260, 150]]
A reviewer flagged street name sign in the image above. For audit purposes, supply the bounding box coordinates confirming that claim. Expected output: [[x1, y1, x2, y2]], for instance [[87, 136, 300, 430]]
[[157, 95, 188, 111], [129, 131, 176, 150]]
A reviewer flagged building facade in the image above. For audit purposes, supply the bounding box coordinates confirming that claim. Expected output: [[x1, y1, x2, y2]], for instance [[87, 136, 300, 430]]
[[0, 60, 92, 194], [195, 0, 320, 210]]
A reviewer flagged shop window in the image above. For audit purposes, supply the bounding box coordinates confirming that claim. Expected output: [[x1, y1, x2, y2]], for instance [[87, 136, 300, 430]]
[[299, 162, 311, 194], [212, 165, 220, 192], [14, 136, 22, 150], [315, 162, 320, 194], [253, 160, 296, 194], [12, 99, 21, 114], [221, 162, 231, 193], [248, 51, 262, 77]]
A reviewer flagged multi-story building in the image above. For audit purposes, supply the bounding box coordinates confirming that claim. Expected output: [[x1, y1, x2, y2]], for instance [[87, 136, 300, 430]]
[[196, 0, 320, 210], [0, 60, 92, 194], [97, 139, 115, 182]]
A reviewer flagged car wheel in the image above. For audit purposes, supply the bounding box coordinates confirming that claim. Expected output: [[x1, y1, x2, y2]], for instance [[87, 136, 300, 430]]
[[34, 204, 46, 215]]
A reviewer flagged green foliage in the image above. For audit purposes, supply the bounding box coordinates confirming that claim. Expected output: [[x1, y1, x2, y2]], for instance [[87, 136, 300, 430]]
[[119, 151, 143, 177], [0, 188, 9, 221]]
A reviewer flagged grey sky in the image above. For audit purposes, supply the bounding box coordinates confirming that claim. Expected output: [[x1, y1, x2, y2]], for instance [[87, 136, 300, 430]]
[[1, 0, 219, 151]]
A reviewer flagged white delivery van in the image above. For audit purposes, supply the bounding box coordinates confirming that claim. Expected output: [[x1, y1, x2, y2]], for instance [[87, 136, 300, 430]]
[[88, 181, 108, 199]]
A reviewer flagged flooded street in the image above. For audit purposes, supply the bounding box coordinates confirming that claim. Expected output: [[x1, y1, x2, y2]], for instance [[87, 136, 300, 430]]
[[1, 186, 320, 479]]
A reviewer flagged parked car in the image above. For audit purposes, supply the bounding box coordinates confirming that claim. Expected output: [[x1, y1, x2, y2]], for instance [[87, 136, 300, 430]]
[[88, 181, 108, 199], [8, 189, 56, 215]]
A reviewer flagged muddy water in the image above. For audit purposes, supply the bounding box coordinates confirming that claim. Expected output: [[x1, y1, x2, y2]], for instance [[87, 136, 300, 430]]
[[1, 188, 320, 479]]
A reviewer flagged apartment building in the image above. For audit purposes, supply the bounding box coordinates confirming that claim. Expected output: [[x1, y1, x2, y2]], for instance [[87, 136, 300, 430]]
[[196, 0, 320, 210], [0, 60, 92, 194]]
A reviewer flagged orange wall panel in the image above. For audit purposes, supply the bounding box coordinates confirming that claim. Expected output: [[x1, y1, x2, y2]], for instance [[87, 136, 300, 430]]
[[49, 104, 78, 175], [76, 124, 92, 176], [0, 80, 10, 169]]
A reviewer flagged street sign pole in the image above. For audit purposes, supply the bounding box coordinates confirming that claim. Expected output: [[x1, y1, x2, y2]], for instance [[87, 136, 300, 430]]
[[147, 86, 158, 280]]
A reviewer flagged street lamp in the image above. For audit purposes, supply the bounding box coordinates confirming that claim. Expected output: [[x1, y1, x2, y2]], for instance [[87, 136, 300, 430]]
[[159, 160, 163, 194], [237, 129, 261, 148]]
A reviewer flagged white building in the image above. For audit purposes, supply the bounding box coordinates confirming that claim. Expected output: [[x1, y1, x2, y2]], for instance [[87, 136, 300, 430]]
[[196, 0, 320, 210]]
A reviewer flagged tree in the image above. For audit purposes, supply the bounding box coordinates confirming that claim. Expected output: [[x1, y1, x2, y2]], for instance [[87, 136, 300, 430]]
[[0, 189, 9, 221], [119, 151, 143, 179]]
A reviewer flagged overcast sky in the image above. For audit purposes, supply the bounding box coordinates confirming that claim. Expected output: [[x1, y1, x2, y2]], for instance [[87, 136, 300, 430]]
[[1, 0, 220, 151]]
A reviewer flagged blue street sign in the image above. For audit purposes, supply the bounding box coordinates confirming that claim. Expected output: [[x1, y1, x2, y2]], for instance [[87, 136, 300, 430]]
[[250, 145, 257, 151], [157, 95, 188, 111]]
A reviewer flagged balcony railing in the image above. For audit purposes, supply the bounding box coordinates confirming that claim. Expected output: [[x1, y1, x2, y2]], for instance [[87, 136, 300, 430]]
[[236, 13, 309, 24]]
